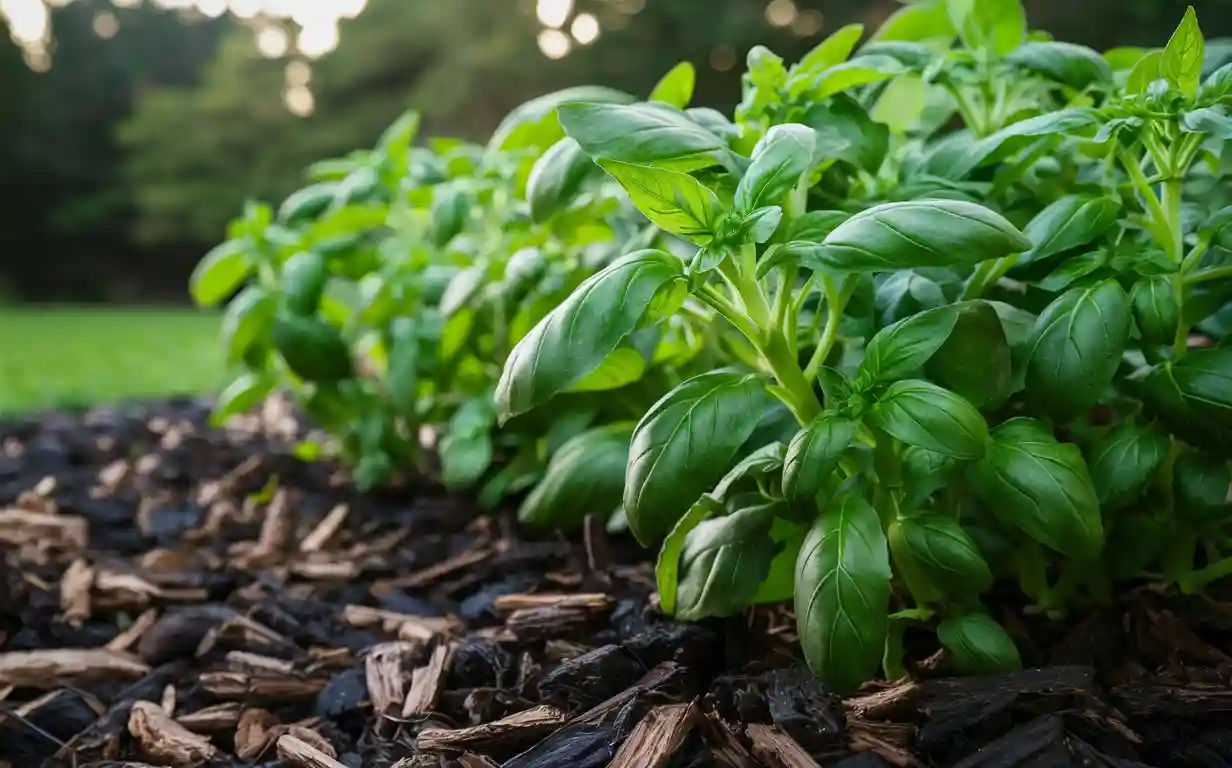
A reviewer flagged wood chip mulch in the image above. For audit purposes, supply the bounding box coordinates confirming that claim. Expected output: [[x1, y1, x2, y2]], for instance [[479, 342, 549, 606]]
[[0, 396, 1229, 767]]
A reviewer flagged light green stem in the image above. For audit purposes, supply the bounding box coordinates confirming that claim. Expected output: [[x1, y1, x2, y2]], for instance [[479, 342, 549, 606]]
[[803, 278, 850, 381], [762, 331, 822, 424]]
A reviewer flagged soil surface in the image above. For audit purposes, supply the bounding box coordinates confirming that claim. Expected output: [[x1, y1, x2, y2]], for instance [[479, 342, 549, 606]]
[[0, 397, 1230, 768]]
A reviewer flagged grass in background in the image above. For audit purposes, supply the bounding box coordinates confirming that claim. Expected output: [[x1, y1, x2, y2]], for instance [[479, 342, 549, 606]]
[[0, 307, 226, 415]]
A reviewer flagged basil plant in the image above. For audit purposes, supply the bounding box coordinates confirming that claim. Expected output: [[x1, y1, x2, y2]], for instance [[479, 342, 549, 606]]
[[496, 2, 1232, 693], [189, 69, 728, 522]]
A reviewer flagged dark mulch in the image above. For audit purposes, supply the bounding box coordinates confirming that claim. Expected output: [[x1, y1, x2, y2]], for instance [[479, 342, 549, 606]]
[[0, 397, 1230, 768]]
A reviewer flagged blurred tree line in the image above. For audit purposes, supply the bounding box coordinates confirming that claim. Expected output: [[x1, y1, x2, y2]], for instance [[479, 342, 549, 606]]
[[0, 0, 1228, 303]]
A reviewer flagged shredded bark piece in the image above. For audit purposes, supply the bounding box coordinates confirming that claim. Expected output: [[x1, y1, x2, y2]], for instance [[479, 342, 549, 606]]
[[227, 651, 295, 674], [850, 725, 925, 768], [300, 503, 349, 553], [746, 723, 820, 768], [290, 560, 360, 580], [240, 489, 295, 566], [0, 508, 87, 550], [417, 704, 567, 753], [845, 681, 920, 720], [610, 701, 698, 768], [365, 641, 418, 717], [276, 734, 348, 768], [199, 671, 326, 701], [0, 648, 149, 688], [492, 593, 614, 615], [128, 700, 221, 766], [372, 546, 492, 593], [59, 558, 95, 626], [106, 608, 160, 652], [235, 708, 282, 760], [342, 604, 457, 642], [702, 711, 757, 767], [177, 703, 242, 732], [402, 640, 455, 717]]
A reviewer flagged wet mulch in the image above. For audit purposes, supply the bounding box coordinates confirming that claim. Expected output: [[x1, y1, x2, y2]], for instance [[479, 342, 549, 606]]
[[0, 397, 1230, 768]]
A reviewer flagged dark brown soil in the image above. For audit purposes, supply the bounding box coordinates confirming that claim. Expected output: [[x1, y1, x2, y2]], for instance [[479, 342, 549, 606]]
[[1, 396, 1230, 768]]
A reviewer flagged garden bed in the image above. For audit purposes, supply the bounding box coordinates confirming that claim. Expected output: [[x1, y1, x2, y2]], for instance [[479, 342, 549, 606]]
[[0, 398, 1229, 768]]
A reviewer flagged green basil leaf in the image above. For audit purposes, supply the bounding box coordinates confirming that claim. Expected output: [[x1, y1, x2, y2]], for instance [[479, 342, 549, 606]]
[[1126, 50, 1164, 95], [970, 417, 1104, 560], [890, 514, 993, 597], [734, 124, 816, 215], [1181, 105, 1232, 139], [1037, 251, 1107, 292], [937, 613, 1022, 675], [1142, 362, 1228, 454], [676, 502, 778, 620], [1006, 41, 1114, 90], [656, 494, 724, 615], [870, 0, 955, 45], [439, 265, 486, 319], [741, 206, 783, 245], [527, 137, 595, 223], [1173, 452, 1232, 525], [805, 54, 906, 101], [801, 95, 890, 173], [271, 313, 354, 383], [796, 23, 866, 74], [871, 72, 929, 134], [1161, 6, 1204, 98], [191, 240, 252, 308], [1020, 195, 1121, 265], [795, 492, 892, 694], [566, 347, 647, 393], [277, 183, 338, 226], [385, 318, 419, 416], [876, 271, 948, 326], [715, 442, 788, 498], [947, 0, 1025, 56], [1143, 349, 1232, 454], [780, 211, 850, 244], [1202, 61, 1232, 99], [210, 372, 274, 428], [496, 250, 686, 421], [752, 518, 808, 604], [689, 244, 730, 275], [626, 371, 770, 544], [439, 430, 493, 489], [1023, 279, 1132, 423], [1084, 421, 1170, 509], [282, 251, 330, 318], [900, 445, 961, 510], [598, 160, 721, 244], [649, 61, 696, 109], [1131, 275, 1180, 346], [858, 303, 962, 384], [488, 85, 636, 152], [1104, 46, 1150, 72], [221, 286, 277, 364], [519, 422, 634, 530], [783, 413, 859, 501], [430, 185, 471, 248], [815, 200, 1030, 272], [926, 300, 1013, 409], [944, 109, 1099, 178], [559, 101, 728, 172], [868, 380, 989, 459]]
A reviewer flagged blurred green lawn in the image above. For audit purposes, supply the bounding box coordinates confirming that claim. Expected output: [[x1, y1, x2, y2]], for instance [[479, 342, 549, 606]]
[[0, 307, 226, 415]]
